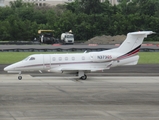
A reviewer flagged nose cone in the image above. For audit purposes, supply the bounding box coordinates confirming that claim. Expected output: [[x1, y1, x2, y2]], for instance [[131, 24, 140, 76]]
[[4, 61, 24, 73], [4, 63, 21, 74], [4, 65, 14, 71]]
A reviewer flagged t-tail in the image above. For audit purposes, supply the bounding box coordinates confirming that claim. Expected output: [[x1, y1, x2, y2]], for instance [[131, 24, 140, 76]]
[[108, 31, 154, 67], [117, 31, 154, 54]]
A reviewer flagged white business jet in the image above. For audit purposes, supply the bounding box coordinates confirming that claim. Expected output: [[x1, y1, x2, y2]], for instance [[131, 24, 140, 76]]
[[4, 31, 154, 80]]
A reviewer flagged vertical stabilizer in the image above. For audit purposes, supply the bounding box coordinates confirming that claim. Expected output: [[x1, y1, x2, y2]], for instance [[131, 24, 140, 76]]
[[117, 31, 154, 54]]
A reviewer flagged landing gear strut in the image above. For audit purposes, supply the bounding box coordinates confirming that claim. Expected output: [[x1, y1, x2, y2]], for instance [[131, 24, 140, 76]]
[[18, 72, 22, 80], [78, 71, 87, 80]]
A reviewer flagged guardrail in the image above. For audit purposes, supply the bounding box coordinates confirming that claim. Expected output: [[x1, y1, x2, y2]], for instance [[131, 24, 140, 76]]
[[0, 41, 41, 45], [0, 44, 159, 52]]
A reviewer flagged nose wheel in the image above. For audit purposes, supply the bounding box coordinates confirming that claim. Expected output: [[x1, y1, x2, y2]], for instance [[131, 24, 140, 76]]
[[18, 76, 22, 80], [18, 71, 22, 80]]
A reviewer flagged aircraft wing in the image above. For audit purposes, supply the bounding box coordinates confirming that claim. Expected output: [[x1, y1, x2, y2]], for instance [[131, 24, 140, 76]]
[[49, 61, 113, 72], [62, 63, 113, 72], [49, 68, 107, 73], [61, 67, 110, 72]]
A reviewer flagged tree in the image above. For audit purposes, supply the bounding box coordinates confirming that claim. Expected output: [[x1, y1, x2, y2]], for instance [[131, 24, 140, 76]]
[[66, 0, 103, 15], [0, 0, 159, 41], [9, 0, 34, 9], [65, 0, 81, 14]]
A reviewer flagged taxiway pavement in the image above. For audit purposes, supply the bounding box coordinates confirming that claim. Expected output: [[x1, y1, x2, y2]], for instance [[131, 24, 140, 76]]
[[0, 75, 159, 120]]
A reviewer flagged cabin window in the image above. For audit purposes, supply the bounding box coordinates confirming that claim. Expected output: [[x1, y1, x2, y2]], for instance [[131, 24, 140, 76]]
[[29, 57, 35, 61], [82, 56, 85, 60], [59, 57, 62, 61], [52, 57, 56, 61], [72, 56, 75, 60], [65, 57, 68, 61]]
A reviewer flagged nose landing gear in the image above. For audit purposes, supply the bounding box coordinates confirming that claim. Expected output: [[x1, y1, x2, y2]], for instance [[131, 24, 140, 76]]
[[18, 76, 22, 80], [18, 72, 22, 80]]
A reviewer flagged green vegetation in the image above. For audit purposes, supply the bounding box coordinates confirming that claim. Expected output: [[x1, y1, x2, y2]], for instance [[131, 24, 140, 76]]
[[0, 52, 32, 64], [0, 0, 159, 41], [0, 52, 158, 64], [0, 52, 62, 64], [138, 52, 159, 64]]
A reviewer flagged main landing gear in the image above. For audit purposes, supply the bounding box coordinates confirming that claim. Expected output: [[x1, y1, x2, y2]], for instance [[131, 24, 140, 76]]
[[78, 71, 87, 80], [18, 72, 22, 80], [80, 74, 87, 80]]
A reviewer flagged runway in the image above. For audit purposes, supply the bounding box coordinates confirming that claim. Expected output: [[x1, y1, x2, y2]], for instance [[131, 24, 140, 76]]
[[0, 75, 159, 120]]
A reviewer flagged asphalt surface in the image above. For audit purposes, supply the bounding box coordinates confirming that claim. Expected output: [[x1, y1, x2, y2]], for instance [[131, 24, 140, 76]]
[[0, 75, 159, 120], [1, 63, 159, 120]]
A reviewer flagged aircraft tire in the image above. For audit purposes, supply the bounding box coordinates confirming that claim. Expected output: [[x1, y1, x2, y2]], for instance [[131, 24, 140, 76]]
[[18, 76, 22, 80], [80, 74, 87, 80]]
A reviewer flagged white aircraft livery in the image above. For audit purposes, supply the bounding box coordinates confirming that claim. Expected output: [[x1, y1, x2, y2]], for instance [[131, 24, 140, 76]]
[[4, 31, 154, 80]]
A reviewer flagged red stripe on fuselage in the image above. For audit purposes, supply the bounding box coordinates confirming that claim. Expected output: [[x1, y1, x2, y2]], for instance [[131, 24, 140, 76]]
[[117, 48, 140, 60]]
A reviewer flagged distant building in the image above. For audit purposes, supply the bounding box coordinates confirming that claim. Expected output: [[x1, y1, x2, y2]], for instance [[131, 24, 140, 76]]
[[101, 0, 132, 5], [3, 0, 131, 7], [0, 0, 5, 6], [4, 0, 73, 6]]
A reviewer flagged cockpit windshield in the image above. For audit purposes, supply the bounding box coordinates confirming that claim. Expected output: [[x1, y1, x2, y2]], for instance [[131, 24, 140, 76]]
[[23, 57, 30, 61], [23, 56, 35, 61], [29, 57, 35, 60]]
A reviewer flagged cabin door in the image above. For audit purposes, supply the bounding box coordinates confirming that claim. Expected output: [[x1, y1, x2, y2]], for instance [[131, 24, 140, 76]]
[[90, 53, 94, 61], [43, 54, 51, 70]]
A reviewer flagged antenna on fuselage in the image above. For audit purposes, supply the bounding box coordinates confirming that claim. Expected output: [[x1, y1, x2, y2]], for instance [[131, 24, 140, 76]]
[[84, 51, 87, 53]]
